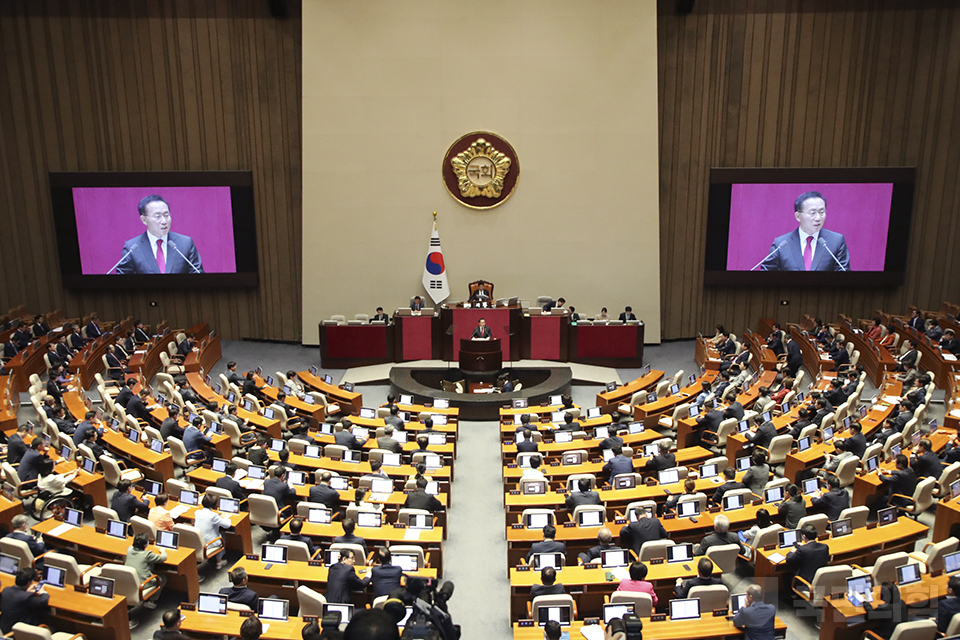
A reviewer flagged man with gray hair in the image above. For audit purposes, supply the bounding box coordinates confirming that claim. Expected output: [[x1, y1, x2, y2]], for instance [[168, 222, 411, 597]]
[[733, 584, 777, 640], [577, 527, 619, 564], [376, 425, 402, 454], [644, 439, 676, 472], [695, 514, 744, 555]]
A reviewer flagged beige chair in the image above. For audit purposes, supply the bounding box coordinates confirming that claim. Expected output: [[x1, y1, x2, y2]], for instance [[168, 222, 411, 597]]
[[864, 619, 937, 640], [100, 563, 163, 627], [276, 539, 319, 562], [793, 564, 853, 609], [704, 543, 740, 574], [658, 403, 691, 431], [248, 494, 292, 534], [638, 539, 675, 562], [11, 623, 85, 640], [297, 585, 327, 617], [565, 474, 597, 492], [129, 516, 157, 541], [623, 500, 658, 521], [609, 591, 653, 617], [759, 434, 793, 469], [826, 455, 861, 488], [0, 538, 45, 569], [174, 523, 224, 570], [704, 418, 737, 450], [742, 524, 782, 562], [837, 506, 870, 529], [945, 612, 960, 636], [43, 551, 102, 586], [166, 436, 203, 470], [93, 506, 120, 530], [894, 477, 937, 518], [529, 594, 577, 623], [675, 493, 708, 514], [329, 543, 367, 566], [165, 478, 193, 496], [688, 584, 730, 612], [882, 433, 904, 461], [99, 454, 144, 486], [909, 537, 958, 573], [852, 551, 910, 584], [934, 462, 960, 499], [159, 351, 185, 375], [796, 514, 830, 537], [571, 505, 607, 525], [389, 545, 427, 569]]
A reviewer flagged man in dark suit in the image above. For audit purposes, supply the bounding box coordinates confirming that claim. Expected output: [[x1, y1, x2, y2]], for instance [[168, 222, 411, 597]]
[[898, 340, 920, 372], [831, 340, 850, 369], [526, 524, 566, 564], [811, 399, 831, 427], [871, 418, 900, 447], [471, 318, 492, 339], [724, 401, 745, 421], [695, 514, 745, 555], [810, 475, 849, 521], [133, 321, 151, 344], [370, 307, 389, 323], [760, 191, 850, 271], [910, 438, 942, 479], [787, 407, 815, 441], [104, 346, 127, 381], [842, 422, 867, 460], [618, 306, 637, 322], [279, 517, 318, 557], [732, 584, 777, 640], [383, 405, 404, 430], [6, 424, 29, 465], [675, 557, 722, 598], [824, 378, 846, 407], [766, 324, 785, 356], [602, 444, 635, 481], [618, 511, 668, 556], [160, 406, 185, 441], [333, 518, 367, 551], [12, 323, 32, 350], [531, 567, 565, 598], [115, 378, 137, 408], [403, 477, 442, 512], [717, 333, 737, 356], [542, 298, 565, 312], [937, 576, 960, 633], [72, 411, 100, 446], [115, 195, 204, 274], [565, 478, 601, 510], [2, 340, 18, 360], [745, 416, 778, 451], [215, 462, 246, 501], [696, 408, 723, 448], [177, 333, 196, 357], [907, 308, 925, 333], [84, 315, 101, 340], [719, 348, 750, 373], [410, 296, 425, 311], [784, 524, 830, 584], [309, 472, 343, 512], [0, 567, 50, 633], [126, 389, 151, 421], [111, 479, 149, 522], [376, 425, 403, 453], [577, 528, 618, 564], [335, 422, 366, 450], [67, 326, 84, 350], [264, 467, 296, 508], [30, 315, 48, 338], [363, 547, 405, 598], [711, 467, 745, 506], [326, 549, 365, 604], [516, 428, 538, 453], [643, 441, 675, 473], [893, 399, 915, 430], [17, 440, 47, 483], [4, 515, 47, 563], [219, 568, 259, 611], [783, 335, 803, 377], [225, 361, 243, 386], [941, 329, 960, 356]]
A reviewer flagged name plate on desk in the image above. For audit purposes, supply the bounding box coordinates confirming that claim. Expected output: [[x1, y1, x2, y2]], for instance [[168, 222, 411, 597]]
[[763, 544, 777, 551], [651, 614, 666, 622], [516, 565, 531, 572], [246, 554, 260, 561], [550, 462, 560, 467], [713, 609, 729, 617], [509, 490, 520, 495], [556, 489, 567, 494], [650, 558, 664, 565], [518, 621, 534, 627], [866, 522, 878, 530], [664, 514, 676, 520], [614, 518, 626, 525], [308, 560, 322, 567], [181, 603, 196, 611], [511, 524, 524, 529], [563, 522, 576, 528]]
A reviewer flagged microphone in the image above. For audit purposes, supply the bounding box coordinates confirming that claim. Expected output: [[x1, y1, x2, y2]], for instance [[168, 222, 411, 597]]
[[751, 241, 788, 271], [167, 240, 202, 274], [108, 244, 139, 274], [817, 238, 847, 271]]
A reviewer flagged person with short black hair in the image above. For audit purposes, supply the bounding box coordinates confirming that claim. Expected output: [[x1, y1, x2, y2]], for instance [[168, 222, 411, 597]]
[[215, 461, 246, 501], [240, 615, 263, 640], [675, 557, 721, 598], [619, 306, 637, 322], [280, 516, 319, 557], [403, 476, 442, 512], [334, 518, 367, 551], [543, 620, 562, 640], [264, 465, 297, 508], [937, 575, 960, 632], [4, 515, 46, 561], [220, 567, 260, 610], [343, 608, 400, 640], [618, 509, 668, 557], [526, 524, 565, 565], [362, 547, 404, 598], [111, 478, 149, 522], [0, 568, 50, 633], [126, 532, 166, 608], [643, 439, 675, 472], [617, 562, 657, 604], [309, 471, 343, 513], [566, 477, 601, 510], [154, 609, 190, 640], [326, 549, 365, 604], [910, 438, 941, 479], [531, 566, 565, 598], [784, 524, 829, 586], [877, 453, 918, 511], [517, 427, 538, 453], [711, 466, 744, 506]]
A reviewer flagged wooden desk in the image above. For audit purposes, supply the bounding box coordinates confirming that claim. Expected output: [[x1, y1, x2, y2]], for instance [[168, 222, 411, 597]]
[[297, 370, 363, 415], [511, 617, 786, 640], [596, 370, 665, 408], [229, 556, 437, 611], [0, 374, 19, 435], [754, 519, 928, 583], [500, 414, 614, 439], [266, 450, 453, 483], [934, 496, 960, 542], [54, 460, 108, 507], [633, 372, 718, 428], [184, 331, 221, 373], [695, 337, 723, 371], [185, 372, 283, 438], [0, 572, 131, 640], [501, 429, 658, 462], [33, 518, 201, 601], [128, 334, 176, 385], [180, 609, 304, 639], [100, 429, 177, 482], [851, 430, 954, 508], [835, 320, 897, 387], [0, 494, 24, 533], [7, 333, 54, 393], [502, 447, 714, 484]]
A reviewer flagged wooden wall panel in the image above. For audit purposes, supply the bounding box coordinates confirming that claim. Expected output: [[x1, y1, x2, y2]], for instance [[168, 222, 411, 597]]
[[659, 0, 960, 339], [0, 0, 302, 341]]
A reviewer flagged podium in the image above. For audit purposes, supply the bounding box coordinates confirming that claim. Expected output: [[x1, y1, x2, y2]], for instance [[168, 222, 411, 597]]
[[459, 338, 502, 373]]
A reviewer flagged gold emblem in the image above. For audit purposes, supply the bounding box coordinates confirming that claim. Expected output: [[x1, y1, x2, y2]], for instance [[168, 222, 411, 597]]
[[449, 138, 512, 199]]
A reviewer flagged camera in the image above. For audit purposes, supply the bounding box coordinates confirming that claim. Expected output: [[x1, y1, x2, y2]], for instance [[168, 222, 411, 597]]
[[607, 614, 643, 640], [390, 578, 460, 640]]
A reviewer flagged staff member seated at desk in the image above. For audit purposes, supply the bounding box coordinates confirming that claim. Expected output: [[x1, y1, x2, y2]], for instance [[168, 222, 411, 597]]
[[197, 493, 231, 570], [526, 524, 565, 565], [410, 296, 425, 311], [618, 307, 637, 322], [733, 584, 777, 640], [264, 467, 297, 508], [675, 557, 722, 598], [371, 307, 389, 323], [578, 528, 617, 565], [471, 318, 492, 339], [0, 568, 50, 633], [531, 566, 564, 598], [220, 567, 259, 611]]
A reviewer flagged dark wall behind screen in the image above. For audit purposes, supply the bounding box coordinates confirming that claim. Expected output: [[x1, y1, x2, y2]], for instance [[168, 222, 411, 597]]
[[0, 0, 302, 340]]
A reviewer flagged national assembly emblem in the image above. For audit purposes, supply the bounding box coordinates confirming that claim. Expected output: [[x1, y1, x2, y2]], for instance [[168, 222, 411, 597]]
[[442, 132, 519, 209]]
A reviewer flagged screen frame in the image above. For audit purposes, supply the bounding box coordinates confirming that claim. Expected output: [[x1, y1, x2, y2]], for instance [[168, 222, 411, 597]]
[[50, 171, 259, 289], [704, 167, 916, 286]]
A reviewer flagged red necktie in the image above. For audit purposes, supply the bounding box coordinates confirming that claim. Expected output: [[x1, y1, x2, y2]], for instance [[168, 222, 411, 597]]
[[803, 236, 813, 271], [156, 239, 166, 273]]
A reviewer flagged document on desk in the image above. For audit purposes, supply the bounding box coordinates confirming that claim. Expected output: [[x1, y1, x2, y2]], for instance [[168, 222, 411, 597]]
[[403, 528, 421, 541], [370, 493, 391, 502], [234, 469, 247, 480], [943, 354, 957, 362], [767, 552, 786, 564], [610, 567, 630, 581], [240, 478, 264, 491], [49, 523, 75, 537], [580, 624, 605, 640], [883, 395, 902, 404], [169, 505, 191, 519]]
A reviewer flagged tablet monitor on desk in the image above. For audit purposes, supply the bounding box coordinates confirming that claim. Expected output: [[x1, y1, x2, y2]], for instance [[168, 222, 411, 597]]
[[688, 405, 700, 418], [643, 365, 652, 376], [594, 426, 609, 440], [736, 456, 751, 472], [304, 444, 321, 458], [127, 429, 141, 444], [802, 478, 820, 495], [878, 507, 898, 526], [218, 498, 240, 514], [342, 382, 355, 392], [699, 463, 718, 479], [227, 391, 236, 403], [860, 405, 869, 418], [797, 437, 812, 452], [537, 605, 572, 626], [532, 553, 563, 571], [643, 444, 660, 457], [765, 486, 784, 503], [723, 494, 744, 511], [247, 465, 266, 480], [60, 444, 72, 461], [577, 510, 604, 527], [64, 507, 83, 527], [831, 518, 853, 538], [605, 382, 619, 393], [88, 576, 115, 599], [676, 501, 700, 519], [843, 417, 852, 430], [431, 415, 449, 426], [846, 575, 873, 603], [287, 470, 306, 487], [601, 449, 614, 463], [323, 603, 353, 624], [945, 551, 960, 575], [409, 514, 433, 530], [81, 456, 96, 474], [243, 401, 255, 413], [737, 420, 750, 434], [896, 563, 921, 586], [628, 422, 644, 434], [323, 374, 333, 385], [392, 554, 419, 571], [38, 564, 65, 590], [398, 394, 413, 406], [179, 489, 199, 506], [370, 477, 394, 494], [646, 393, 658, 404], [689, 374, 698, 385], [106, 519, 127, 539], [554, 430, 573, 444], [330, 476, 350, 491], [667, 543, 694, 563], [262, 407, 275, 420], [891, 444, 902, 458], [603, 603, 634, 624], [269, 438, 285, 452], [549, 395, 563, 406], [303, 395, 316, 405], [261, 544, 288, 564], [762, 411, 772, 423], [424, 481, 439, 496], [522, 481, 546, 495], [587, 407, 602, 419], [865, 457, 879, 473], [421, 453, 442, 469], [307, 508, 332, 524], [512, 398, 528, 409], [601, 549, 628, 568], [310, 366, 318, 376], [730, 593, 748, 615], [669, 598, 701, 621], [614, 475, 636, 490], [658, 469, 680, 486], [342, 450, 361, 463], [779, 529, 800, 548], [198, 593, 228, 615], [211, 458, 228, 473], [156, 530, 179, 549], [141, 479, 162, 496], [259, 598, 290, 621], [357, 512, 382, 528], [526, 513, 550, 529], [551, 411, 565, 424], [0, 554, 19, 576], [353, 427, 370, 440], [929, 418, 938, 433]]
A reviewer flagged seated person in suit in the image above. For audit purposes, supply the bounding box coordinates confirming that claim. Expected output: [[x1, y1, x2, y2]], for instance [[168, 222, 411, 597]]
[[565, 478, 601, 510], [126, 388, 152, 421], [471, 318, 492, 339], [516, 428, 538, 453], [810, 474, 849, 521], [577, 527, 617, 564], [664, 479, 698, 514], [675, 557, 721, 598], [871, 418, 900, 447], [111, 479, 149, 522], [618, 510, 668, 556], [497, 373, 514, 393], [371, 307, 390, 323], [264, 466, 297, 508], [241, 372, 265, 399], [526, 524, 565, 565], [403, 476, 443, 512], [225, 361, 243, 386], [784, 523, 830, 586], [927, 319, 944, 341], [618, 306, 637, 322], [557, 412, 580, 432], [219, 567, 259, 611], [616, 562, 658, 605], [766, 323, 786, 355], [831, 339, 850, 369], [531, 566, 564, 598], [910, 438, 942, 479], [759, 191, 849, 271], [177, 333, 197, 357], [942, 329, 960, 356], [602, 444, 635, 482], [717, 332, 737, 357], [334, 518, 367, 551], [376, 425, 403, 453], [0, 567, 50, 633], [777, 484, 807, 530], [279, 516, 318, 557], [695, 514, 744, 555], [741, 450, 771, 498], [711, 466, 744, 506], [733, 584, 777, 640], [863, 582, 909, 640], [823, 378, 846, 407], [842, 422, 867, 459], [6, 424, 28, 465], [335, 420, 367, 450], [309, 471, 343, 512], [410, 296, 425, 311], [937, 575, 960, 633], [744, 415, 778, 451], [115, 195, 204, 274], [183, 416, 214, 464], [542, 298, 565, 312], [17, 439, 48, 483], [3, 515, 46, 565], [363, 547, 405, 599], [644, 440, 675, 473], [468, 281, 492, 302]]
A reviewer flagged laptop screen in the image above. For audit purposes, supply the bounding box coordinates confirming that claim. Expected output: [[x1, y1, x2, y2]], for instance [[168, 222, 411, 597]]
[[356, 512, 382, 528], [667, 544, 694, 563], [262, 407, 275, 420], [765, 486, 784, 503], [258, 598, 290, 621], [527, 513, 550, 529], [730, 594, 747, 614], [180, 489, 199, 506], [801, 478, 819, 495], [218, 498, 240, 514], [896, 563, 921, 586], [658, 469, 680, 485], [614, 475, 636, 490], [393, 554, 419, 571], [211, 458, 228, 473], [587, 407, 602, 419], [603, 603, 634, 624], [723, 494, 744, 511], [262, 544, 288, 564], [736, 456, 751, 471], [106, 520, 127, 539], [669, 598, 700, 621], [865, 457, 879, 473], [554, 431, 573, 444], [677, 501, 700, 518], [370, 477, 393, 494], [577, 510, 604, 527], [945, 551, 960, 574], [628, 422, 644, 435], [142, 479, 163, 496], [0, 554, 19, 575], [247, 465, 266, 480], [287, 470, 306, 486], [601, 549, 628, 568], [522, 481, 546, 495], [643, 444, 660, 457], [307, 508, 332, 524], [846, 575, 872, 597], [88, 576, 115, 598], [688, 405, 700, 418], [700, 463, 718, 479], [65, 507, 83, 527], [737, 420, 750, 434], [594, 426, 609, 439], [198, 593, 228, 615], [156, 530, 179, 549], [779, 529, 800, 548], [797, 437, 812, 452], [270, 438, 285, 452], [330, 476, 349, 491], [304, 445, 321, 458], [537, 606, 572, 627], [41, 565, 65, 588], [81, 457, 96, 474]]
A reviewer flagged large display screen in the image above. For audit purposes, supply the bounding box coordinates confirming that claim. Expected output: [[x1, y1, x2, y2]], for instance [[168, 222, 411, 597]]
[[51, 172, 258, 288], [704, 168, 915, 286]]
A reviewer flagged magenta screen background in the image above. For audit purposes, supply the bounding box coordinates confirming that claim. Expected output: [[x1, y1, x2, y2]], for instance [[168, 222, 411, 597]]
[[726, 183, 893, 271], [73, 186, 237, 274]]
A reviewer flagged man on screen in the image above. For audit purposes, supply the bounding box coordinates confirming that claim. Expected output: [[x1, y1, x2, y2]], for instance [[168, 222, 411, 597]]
[[471, 318, 492, 340], [760, 191, 850, 272], [115, 195, 204, 274]]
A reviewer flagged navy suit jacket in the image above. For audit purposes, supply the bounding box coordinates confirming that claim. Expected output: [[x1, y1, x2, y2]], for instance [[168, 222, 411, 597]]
[[760, 228, 850, 272], [115, 232, 204, 274]]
